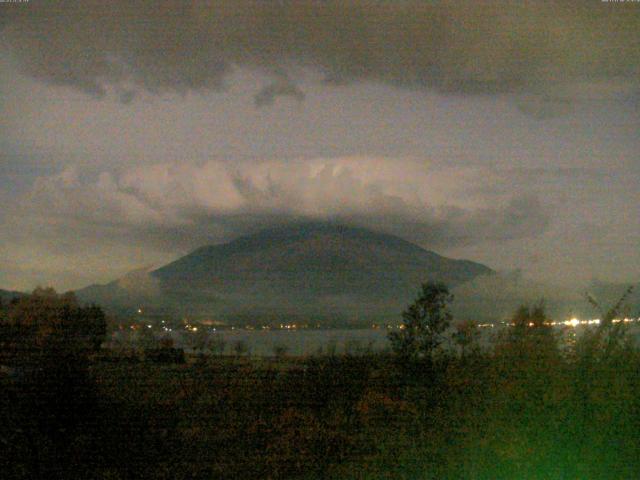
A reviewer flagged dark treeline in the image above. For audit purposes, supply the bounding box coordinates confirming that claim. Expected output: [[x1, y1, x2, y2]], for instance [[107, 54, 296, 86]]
[[1, 284, 639, 479]]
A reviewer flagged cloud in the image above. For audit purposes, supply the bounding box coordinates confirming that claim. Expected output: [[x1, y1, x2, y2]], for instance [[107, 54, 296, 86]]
[[516, 79, 640, 119], [517, 94, 574, 120], [8, 158, 551, 258], [451, 270, 585, 322], [254, 78, 305, 107], [2, 1, 638, 100]]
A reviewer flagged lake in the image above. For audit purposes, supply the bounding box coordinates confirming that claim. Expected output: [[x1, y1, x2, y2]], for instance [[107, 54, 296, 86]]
[[112, 328, 392, 356], [110, 323, 640, 357]]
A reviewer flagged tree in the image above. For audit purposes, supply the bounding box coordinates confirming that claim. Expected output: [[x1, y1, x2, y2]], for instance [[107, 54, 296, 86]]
[[495, 301, 559, 365], [233, 339, 249, 357], [0, 288, 105, 477], [1, 287, 106, 364], [272, 343, 289, 359], [507, 301, 555, 347], [210, 335, 226, 355], [135, 325, 158, 351], [583, 285, 635, 359], [190, 328, 211, 355], [452, 320, 480, 357], [159, 335, 175, 349], [389, 281, 453, 360]]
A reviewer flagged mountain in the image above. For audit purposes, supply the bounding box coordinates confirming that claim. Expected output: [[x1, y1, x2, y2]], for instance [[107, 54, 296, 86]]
[[77, 223, 494, 326], [74, 267, 161, 315]]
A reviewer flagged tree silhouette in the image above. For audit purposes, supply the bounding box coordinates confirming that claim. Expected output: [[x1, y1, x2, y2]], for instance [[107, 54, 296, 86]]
[[0, 288, 106, 478], [494, 301, 560, 376], [1, 287, 106, 364], [389, 281, 453, 361], [210, 335, 227, 355], [233, 339, 249, 357], [273, 343, 289, 359], [452, 320, 480, 357]]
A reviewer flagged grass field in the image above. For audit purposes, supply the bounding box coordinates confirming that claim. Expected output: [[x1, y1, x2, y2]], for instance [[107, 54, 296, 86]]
[[4, 326, 640, 479]]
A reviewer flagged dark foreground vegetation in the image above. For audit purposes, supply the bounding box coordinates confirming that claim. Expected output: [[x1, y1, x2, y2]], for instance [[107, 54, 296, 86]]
[[1, 285, 639, 479]]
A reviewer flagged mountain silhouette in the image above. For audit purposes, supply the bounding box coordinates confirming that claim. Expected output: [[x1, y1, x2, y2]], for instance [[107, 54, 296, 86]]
[[77, 223, 494, 325]]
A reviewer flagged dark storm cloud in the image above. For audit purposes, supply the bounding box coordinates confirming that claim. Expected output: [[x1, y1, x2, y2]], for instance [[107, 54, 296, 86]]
[[2, 1, 639, 99]]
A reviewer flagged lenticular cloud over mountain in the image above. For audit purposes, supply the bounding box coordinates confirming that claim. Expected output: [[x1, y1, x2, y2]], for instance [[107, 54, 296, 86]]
[[19, 158, 550, 253]]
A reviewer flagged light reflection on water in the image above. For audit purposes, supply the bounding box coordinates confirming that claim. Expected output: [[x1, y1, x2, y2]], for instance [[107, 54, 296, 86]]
[[111, 324, 640, 357]]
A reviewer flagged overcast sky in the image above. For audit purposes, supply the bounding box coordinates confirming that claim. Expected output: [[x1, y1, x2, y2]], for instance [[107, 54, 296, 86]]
[[1, 1, 639, 291]]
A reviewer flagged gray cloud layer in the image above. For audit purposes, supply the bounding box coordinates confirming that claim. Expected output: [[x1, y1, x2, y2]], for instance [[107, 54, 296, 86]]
[[2, 1, 639, 100], [4, 153, 638, 291], [14, 159, 549, 255]]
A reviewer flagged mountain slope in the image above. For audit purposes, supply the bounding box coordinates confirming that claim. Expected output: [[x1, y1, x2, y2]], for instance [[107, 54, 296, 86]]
[[78, 223, 494, 325], [153, 223, 492, 294]]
